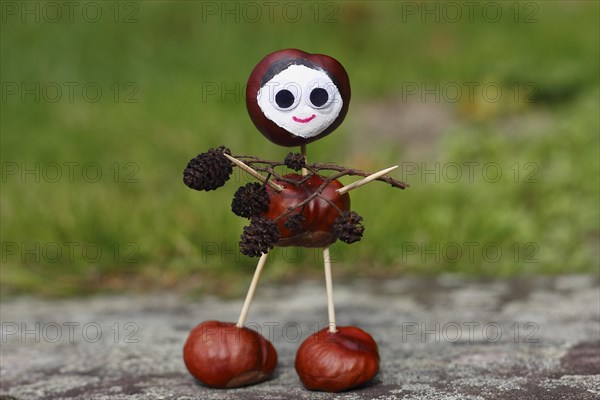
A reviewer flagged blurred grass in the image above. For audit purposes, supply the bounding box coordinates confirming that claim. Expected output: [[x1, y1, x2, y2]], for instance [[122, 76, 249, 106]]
[[1, 1, 598, 297]]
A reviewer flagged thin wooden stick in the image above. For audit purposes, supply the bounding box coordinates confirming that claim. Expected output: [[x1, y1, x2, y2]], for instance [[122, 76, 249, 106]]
[[300, 144, 308, 177], [237, 252, 269, 328], [337, 165, 399, 194], [223, 153, 285, 192], [233, 155, 408, 189], [323, 247, 337, 333]]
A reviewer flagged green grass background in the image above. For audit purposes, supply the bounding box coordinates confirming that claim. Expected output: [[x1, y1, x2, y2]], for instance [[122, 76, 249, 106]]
[[1, 1, 598, 297]]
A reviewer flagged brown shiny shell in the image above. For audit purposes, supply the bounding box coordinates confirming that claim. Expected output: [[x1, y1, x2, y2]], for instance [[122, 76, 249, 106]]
[[183, 321, 277, 388], [295, 326, 380, 392], [246, 48, 351, 147], [263, 174, 350, 248]]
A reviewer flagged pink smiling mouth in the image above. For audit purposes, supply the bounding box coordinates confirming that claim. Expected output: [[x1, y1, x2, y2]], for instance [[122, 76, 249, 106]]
[[292, 114, 316, 123]]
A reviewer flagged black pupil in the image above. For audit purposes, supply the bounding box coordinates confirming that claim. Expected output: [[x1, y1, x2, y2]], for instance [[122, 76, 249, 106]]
[[275, 90, 295, 109], [310, 88, 329, 107]]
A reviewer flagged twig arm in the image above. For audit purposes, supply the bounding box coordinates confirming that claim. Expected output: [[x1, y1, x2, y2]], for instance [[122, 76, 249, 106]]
[[231, 154, 409, 190], [223, 153, 284, 192], [337, 165, 399, 194]]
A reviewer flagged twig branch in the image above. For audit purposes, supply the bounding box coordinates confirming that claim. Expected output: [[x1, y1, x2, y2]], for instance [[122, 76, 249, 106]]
[[232, 155, 409, 190], [224, 153, 284, 192], [337, 165, 399, 194]]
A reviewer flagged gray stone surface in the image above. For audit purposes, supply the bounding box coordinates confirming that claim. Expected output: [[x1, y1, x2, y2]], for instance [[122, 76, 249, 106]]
[[1, 275, 599, 400]]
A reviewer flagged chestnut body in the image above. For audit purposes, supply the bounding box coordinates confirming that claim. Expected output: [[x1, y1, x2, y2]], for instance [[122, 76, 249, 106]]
[[264, 173, 350, 248], [295, 326, 380, 392], [183, 321, 277, 388]]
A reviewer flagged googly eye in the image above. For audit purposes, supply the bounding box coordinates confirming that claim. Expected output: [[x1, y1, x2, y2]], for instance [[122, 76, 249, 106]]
[[305, 77, 337, 109], [269, 82, 301, 111], [275, 89, 295, 109]]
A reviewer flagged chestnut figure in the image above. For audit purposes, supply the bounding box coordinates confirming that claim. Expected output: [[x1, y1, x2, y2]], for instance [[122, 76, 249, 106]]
[[295, 326, 380, 392], [182, 49, 408, 392], [183, 321, 277, 388]]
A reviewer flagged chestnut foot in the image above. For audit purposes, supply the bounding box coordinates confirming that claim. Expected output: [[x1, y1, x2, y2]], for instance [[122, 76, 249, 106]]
[[183, 321, 277, 388], [295, 326, 379, 392]]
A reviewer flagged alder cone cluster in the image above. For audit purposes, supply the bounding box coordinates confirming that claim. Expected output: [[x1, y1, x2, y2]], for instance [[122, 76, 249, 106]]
[[295, 326, 380, 392], [183, 321, 277, 388], [183, 146, 232, 191]]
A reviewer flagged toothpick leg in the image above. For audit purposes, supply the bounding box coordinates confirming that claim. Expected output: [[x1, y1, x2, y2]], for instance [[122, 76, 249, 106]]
[[223, 153, 284, 192], [237, 252, 269, 328], [337, 165, 398, 194], [323, 247, 337, 333]]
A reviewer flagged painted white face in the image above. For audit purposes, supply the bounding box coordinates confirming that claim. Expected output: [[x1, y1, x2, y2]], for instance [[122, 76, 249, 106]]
[[257, 64, 343, 138]]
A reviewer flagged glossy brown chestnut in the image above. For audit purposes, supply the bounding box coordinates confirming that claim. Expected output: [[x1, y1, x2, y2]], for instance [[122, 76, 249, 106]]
[[183, 321, 277, 388], [263, 173, 350, 248], [295, 326, 379, 392], [246, 48, 351, 147]]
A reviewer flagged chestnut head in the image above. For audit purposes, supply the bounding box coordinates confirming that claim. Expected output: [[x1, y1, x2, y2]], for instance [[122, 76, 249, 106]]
[[246, 49, 351, 147]]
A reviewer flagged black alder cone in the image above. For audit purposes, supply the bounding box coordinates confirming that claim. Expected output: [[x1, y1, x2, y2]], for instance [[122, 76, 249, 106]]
[[231, 183, 270, 218], [333, 211, 365, 244], [240, 217, 281, 257], [284, 153, 307, 171], [284, 213, 305, 233], [183, 146, 233, 191]]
